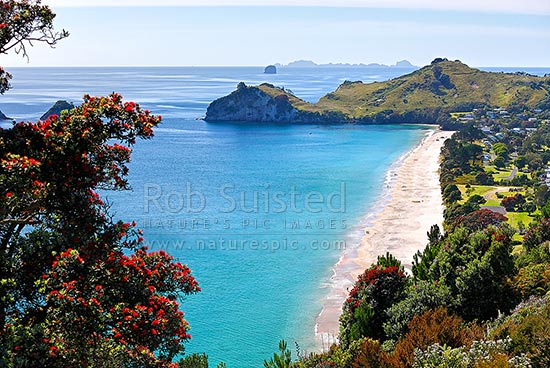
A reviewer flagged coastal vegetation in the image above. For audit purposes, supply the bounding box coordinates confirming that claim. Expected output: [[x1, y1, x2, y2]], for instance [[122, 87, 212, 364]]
[[1, 2, 201, 367]]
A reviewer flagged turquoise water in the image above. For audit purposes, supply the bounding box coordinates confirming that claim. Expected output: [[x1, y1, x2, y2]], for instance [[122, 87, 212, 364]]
[[116, 120, 427, 366], [1, 67, 432, 366]]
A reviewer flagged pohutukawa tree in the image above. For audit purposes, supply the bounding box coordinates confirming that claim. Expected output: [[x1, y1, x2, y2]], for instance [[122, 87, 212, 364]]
[[0, 0, 68, 93], [0, 2, 200, 367]]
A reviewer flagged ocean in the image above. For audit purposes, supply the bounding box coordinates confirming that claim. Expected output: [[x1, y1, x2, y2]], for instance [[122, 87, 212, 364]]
[[1, 65, 547, 367]]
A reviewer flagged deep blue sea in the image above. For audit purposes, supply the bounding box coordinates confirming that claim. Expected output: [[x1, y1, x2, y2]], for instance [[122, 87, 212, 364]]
[[1, 65, 548, 367]]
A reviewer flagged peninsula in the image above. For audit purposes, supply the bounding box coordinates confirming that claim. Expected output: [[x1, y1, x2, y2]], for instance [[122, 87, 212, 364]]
[[205, 59, 550, 124]]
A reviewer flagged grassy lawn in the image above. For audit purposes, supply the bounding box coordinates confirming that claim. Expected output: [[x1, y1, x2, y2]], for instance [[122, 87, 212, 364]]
[[457, 185, 495, 204], [457, 184, 528, 207], [484, 165, 514, 181], [507, 211, 534, 229]]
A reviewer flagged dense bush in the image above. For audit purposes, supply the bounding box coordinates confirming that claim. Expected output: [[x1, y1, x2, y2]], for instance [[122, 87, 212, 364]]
[[413, 339, 532, 368], [513, 263, 550, 298], [383, 281, 454, 340], [384, 308, 484, 368], [339, 262, 408, 347], [451, 209, 508, 232], [490, 296, 550, 367], [523, 218, 550, 251], [442, 184, 462, 203], [501, 194, 526, 212], [412, 227, 517, 321]]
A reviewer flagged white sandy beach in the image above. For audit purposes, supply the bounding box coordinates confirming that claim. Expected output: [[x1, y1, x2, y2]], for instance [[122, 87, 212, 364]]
[[315, 129, 451, 347]]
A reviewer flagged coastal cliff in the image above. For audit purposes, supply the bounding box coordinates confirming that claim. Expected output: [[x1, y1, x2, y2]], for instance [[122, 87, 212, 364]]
[[205, 59, 550, 124], [206, 82, 347, 123]]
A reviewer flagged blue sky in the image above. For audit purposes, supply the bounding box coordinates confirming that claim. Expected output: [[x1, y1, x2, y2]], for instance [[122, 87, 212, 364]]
[[3, 1, 550, 67]]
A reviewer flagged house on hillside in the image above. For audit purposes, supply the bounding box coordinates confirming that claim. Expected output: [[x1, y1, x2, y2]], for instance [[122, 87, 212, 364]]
[[545, 167, 550, 186]]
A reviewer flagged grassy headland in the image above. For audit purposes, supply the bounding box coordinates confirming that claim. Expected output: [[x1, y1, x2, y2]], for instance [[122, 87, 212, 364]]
[[206, 58, 550, 124]]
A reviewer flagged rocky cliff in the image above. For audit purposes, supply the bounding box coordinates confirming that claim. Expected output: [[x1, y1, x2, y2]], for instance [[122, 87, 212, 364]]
[[205, 82, 347, 123], [205, 60, 550, 124]]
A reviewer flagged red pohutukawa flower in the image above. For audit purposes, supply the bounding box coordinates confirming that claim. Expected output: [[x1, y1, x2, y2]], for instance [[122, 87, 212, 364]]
[[1, 93, 198, 367]]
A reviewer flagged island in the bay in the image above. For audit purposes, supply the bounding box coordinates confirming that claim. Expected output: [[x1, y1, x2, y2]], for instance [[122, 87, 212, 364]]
[[205, 58, 550, 125]]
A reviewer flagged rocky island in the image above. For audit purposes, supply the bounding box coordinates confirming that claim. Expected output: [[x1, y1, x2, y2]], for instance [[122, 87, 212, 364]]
[[264, 65, 277, 74], [205, 59, 550, 124]]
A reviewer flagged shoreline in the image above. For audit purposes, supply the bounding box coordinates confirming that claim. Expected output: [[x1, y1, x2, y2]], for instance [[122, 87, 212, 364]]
[[315, 129, 451, 346]]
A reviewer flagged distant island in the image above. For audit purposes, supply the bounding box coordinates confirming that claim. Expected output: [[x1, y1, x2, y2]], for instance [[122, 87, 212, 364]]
[[274, 59, 416, 69], [264, 65, 277, 74], [205, 58, 550, 125]]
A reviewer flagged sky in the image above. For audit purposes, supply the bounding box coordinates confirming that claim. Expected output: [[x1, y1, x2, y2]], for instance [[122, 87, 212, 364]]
[[2, 0, 550, 67]]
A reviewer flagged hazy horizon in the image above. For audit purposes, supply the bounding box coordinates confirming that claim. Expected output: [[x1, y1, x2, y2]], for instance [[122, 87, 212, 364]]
[[2, 2, 549, 68]]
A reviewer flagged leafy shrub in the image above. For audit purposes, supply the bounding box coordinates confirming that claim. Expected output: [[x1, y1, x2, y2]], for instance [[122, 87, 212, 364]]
[[178, 353, 209, 368], [501, 194, 526, 212], [515, 243, 550, 269], [523, 218, 550, 251], [431, 227, 517, 321], [385, 308, 484, 368], [349, 339, 386, 368], [443, 184, 462, 203], [384, 281, 454, 340], [513, 263, 550, 298], [293, 342, 358, 368], [490, 295, 550, 367], [339, 263, 408, 347], [413, 339, 532, 368], [451, 209, 508, 232]]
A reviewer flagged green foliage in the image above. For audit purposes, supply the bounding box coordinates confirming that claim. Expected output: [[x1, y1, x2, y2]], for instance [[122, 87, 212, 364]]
[[376, 252, 404, 271], [513, 263, 550, 298], [264, 340, 292, 368], [293, 342, 359, 368], [493, 143, 509, 159], [413, 227, 517, 321], [413, 344, 465, 368], [540, 199, 550, 218], [493, 156, 506, 169], [413, 339, 532, 368], [412, 236, 442, 283], [339, 263, 409, 348], [515, 243, 550, 269], [443, 184, 463, 203], [178, 353, 209, 368], [427, 224, 443, 247], [384, 281, 454, 340], [349, 303, 375, 342], [475, 171, 495, 185], [523, 218, 550, 251], [490, 295, 550, 367], [386, 308, 483, 368]]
